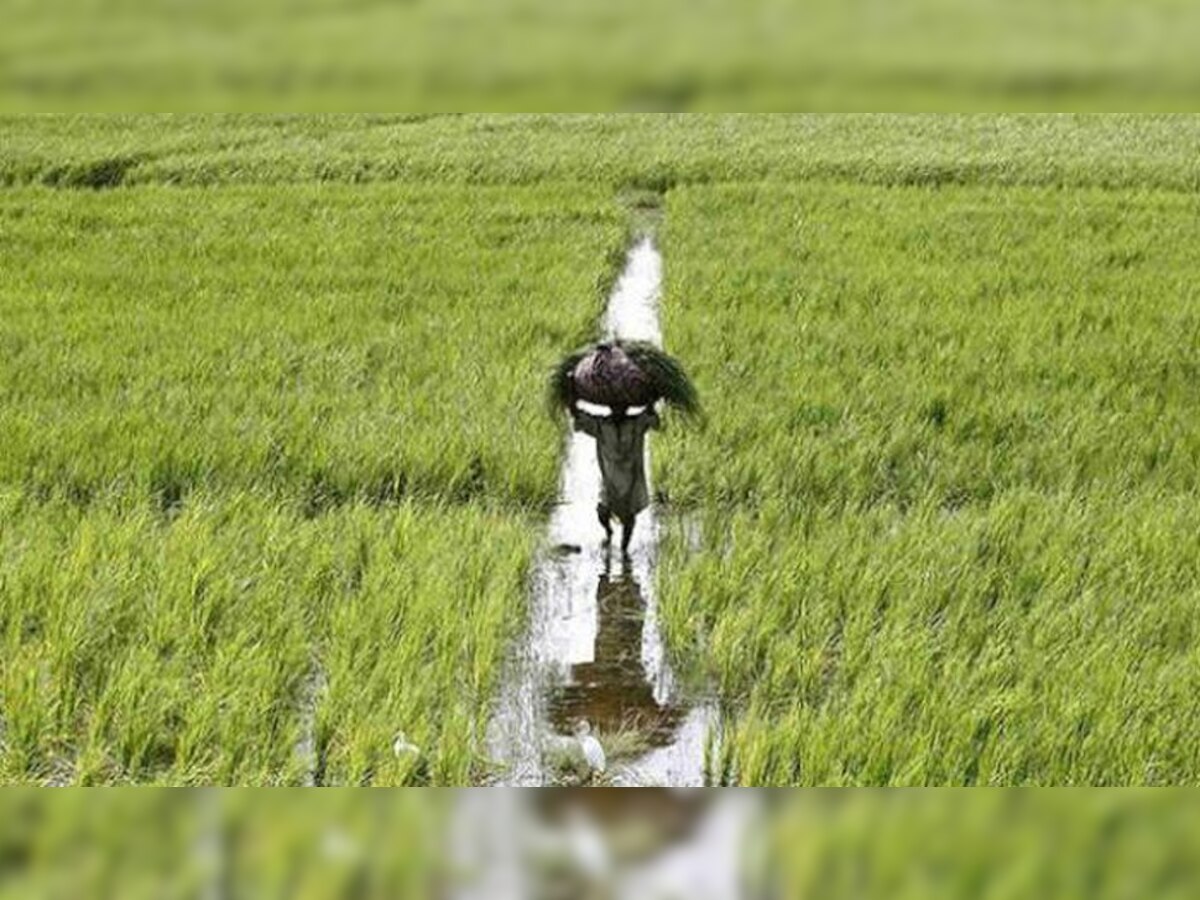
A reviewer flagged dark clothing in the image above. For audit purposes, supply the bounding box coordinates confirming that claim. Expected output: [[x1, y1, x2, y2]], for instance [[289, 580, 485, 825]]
[[572, 406, 660, 521]]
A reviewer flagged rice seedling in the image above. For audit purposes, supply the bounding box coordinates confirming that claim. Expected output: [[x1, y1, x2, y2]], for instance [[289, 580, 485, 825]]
[[654, 181, 1200, 784], [0, 492, 538, 785], [0, 177, 625, 785], [0, 183, 623, 510]]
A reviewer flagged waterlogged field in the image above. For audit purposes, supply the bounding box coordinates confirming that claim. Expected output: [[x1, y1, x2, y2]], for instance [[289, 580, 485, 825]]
[[0, 180, 623, 784], [657, 182, 1200, 784], [2, 115, 1200, 786]]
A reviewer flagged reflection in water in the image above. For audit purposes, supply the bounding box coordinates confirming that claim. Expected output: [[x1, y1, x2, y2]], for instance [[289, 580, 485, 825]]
[[547, 565, 687, 756]]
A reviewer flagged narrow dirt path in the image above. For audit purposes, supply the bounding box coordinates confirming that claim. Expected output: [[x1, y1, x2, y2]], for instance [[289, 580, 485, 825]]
[[486, 236, 716, 788]]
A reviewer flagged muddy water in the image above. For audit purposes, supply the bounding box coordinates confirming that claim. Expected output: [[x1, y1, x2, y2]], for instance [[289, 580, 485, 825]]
[[486, 237, 716, 788]]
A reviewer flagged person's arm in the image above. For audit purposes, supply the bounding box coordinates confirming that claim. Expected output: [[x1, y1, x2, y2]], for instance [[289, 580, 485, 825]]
[[571, 403, 602, 437]]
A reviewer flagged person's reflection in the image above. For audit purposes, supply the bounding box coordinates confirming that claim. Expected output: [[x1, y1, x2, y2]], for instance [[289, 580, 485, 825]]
[[548, 560, 687, 748]]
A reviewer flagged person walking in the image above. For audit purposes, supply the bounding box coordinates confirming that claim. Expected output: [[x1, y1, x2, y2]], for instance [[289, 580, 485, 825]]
[[570, 402, 660, 553]]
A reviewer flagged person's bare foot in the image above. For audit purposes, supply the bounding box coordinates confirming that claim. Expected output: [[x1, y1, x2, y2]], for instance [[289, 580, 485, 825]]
[[597, 504, 612, 545]]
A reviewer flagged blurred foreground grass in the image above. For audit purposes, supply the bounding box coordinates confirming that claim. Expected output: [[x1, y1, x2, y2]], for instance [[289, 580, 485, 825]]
[[772, 791, 1200, 898], [0, 791, 444, 898], [0, 790, 1197, 898]]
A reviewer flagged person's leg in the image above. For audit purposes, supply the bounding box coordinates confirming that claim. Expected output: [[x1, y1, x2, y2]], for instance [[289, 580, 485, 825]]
[[596, 503, 612, 544], [620, 514, 636, 554]]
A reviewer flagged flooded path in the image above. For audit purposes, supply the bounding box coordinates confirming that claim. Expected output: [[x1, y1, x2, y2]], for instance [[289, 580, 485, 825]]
[[486, 237, 717, 787], [455, 234, 758, 899]]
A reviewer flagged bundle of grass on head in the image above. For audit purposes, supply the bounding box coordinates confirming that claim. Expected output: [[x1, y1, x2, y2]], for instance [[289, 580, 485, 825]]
[[548, 339, 701, 420]]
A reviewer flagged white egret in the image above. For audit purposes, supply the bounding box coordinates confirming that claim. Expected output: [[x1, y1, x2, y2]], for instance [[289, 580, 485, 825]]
[[574, 719, 606, 777]]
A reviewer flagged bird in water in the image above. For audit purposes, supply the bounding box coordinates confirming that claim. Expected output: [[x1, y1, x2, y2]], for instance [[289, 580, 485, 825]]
[[574, 719, 607, 779]]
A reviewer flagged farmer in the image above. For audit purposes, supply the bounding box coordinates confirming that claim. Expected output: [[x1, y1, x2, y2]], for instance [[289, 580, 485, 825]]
[[571, 401, 660, 553]]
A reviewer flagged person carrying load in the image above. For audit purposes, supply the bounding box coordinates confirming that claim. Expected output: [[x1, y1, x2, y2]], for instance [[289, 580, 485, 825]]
[[550, 340, 700, 554]]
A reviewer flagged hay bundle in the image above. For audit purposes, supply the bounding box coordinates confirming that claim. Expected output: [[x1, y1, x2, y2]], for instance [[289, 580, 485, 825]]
[[572, 342, 654, 407], [549, 340, 700, 417]]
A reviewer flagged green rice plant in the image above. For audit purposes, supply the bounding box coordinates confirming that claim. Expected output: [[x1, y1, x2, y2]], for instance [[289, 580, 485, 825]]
[[0, 493, 535, 785], [0, 175, 627, 785], [312, 501, 535, 786], [623, 341, 701, 418], [656, 181, 1200, 784], [5, 115, 1200, 787], [5, 116, 1200, 192], [0, 183, 622, 511], [546, 346, 590, 417]]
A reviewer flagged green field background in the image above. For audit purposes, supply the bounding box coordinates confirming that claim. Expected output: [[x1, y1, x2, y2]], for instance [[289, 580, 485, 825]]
[[658, 182, 1200, 784]]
